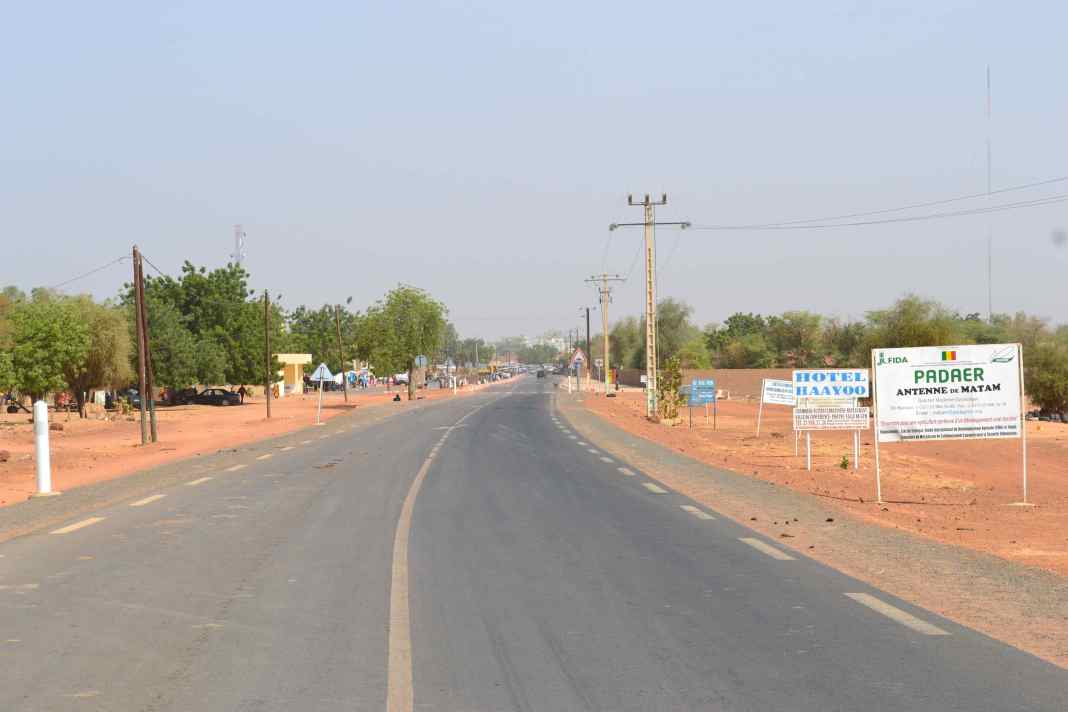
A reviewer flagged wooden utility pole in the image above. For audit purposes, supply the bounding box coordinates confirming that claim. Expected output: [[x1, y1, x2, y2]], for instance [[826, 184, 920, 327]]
[[132, 246, 149, 445], [335, 304, 348, 403], [585, 273, 625, 394], [134, 251, 158, 442], [264, 290, 272, 419]]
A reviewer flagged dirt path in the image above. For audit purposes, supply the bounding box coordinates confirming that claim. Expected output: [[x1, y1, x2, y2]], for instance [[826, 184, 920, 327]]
[[0, 385, 487, 506]]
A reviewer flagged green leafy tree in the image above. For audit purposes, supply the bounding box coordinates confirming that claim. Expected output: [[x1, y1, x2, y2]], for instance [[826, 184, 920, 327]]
[[717, 332, 775, 368], [284, 303, 359, 373], [861, 295, 963, 362], [1025, 341, 1068, 413], [358, 286, 447, 399], [609, 316, 641, 369], [62, 297, 133, 417], [822, 319, 868, 366], [677, 334, 712, 369], [0, 351, 15, 393], [10, 298, 90, 403], [766, 310, 825, 367]]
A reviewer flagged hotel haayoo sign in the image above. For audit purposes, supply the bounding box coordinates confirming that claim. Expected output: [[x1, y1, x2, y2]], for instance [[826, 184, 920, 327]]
[[792, 369, 870, 399]]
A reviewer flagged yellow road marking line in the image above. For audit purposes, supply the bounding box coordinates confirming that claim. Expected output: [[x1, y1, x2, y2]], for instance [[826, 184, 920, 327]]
[[186, 477, 212, 486], [130, 494, 166, 507], [617, 467, 636, 476], [739, 537, 795, 560], [642, 482, 668, 494], [256, 454, 273, 461], [844, 593, 949, 636], [680, 504, 714, 520], [51, 517, 105, 534], [225, 464, 246, 472]]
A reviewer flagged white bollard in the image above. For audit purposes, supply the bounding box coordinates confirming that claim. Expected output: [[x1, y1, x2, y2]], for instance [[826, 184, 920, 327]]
[[32, 400, 59, 497]]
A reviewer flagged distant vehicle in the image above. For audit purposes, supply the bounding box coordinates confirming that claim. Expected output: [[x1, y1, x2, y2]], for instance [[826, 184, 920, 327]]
[[194, 388, 241, 406], [393, 373, 410, 385], [536, 369, 546, 378], [171, 387, 199, 405]]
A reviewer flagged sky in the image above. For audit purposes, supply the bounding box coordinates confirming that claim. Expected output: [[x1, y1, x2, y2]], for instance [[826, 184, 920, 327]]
[[3, 1, 1068, 340]]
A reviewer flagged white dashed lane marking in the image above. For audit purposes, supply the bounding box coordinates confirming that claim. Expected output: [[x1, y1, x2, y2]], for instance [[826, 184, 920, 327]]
[[255, 454, 273, 461], [599, 457, 614, 463], [680, 504, 714, 520], [280, 446, 294, 452], [844, 593, 950, 636], [587, 448, 599, 454], [51, 517, 105, 535], [739, 537, 795, 561], [186, 477, 213, 486], [642, 483, 668, 494], [129, 494, 166, 507], [225, 464, 246, 472], [617, 467, 636, 476], [300, 440, 312, 445]]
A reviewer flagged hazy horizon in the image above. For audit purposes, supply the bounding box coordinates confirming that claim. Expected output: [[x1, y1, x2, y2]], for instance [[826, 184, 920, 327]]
[[4, 1, 1067, 340]]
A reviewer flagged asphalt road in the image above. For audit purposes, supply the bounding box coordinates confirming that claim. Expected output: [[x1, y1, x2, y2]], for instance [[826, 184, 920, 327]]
[[0, 376, 1064, 710]]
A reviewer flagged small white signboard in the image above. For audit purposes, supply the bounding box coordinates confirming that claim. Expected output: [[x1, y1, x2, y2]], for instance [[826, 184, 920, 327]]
[[761, 378, 796, 407], [794, 406, 870, 431]]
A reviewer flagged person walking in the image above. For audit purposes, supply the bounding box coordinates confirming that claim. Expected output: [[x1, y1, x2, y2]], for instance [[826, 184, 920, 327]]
[[237, 385, 248, 404]]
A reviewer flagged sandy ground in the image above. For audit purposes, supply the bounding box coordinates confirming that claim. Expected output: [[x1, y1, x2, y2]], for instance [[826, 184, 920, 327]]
[[585, 390, 1068, 578], [0, 384, 486, 507]]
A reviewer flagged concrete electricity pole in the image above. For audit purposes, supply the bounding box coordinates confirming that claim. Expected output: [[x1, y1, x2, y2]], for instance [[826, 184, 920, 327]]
[[264, 290, 272, 419], [585, 273, 625, 394], [610, 194, 689, 419], [335, 305, 349, 403]]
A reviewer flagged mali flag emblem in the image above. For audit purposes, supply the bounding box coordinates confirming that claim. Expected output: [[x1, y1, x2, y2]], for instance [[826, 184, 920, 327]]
[[941, 350, 957, 361]]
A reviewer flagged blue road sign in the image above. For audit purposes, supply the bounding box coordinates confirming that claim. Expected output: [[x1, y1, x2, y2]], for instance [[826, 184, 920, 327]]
[[687, 378, 716, 406]]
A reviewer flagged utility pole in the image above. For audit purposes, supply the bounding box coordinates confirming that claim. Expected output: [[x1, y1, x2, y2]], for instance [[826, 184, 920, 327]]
[[610, 194, 690, 419], [264, 290, 272, 419], [132, 246, 148, 445], [134, 250, 158, 442], [335, 305, 349, 403], [986, 65, 993, 322], [586, 273, 625, 394]]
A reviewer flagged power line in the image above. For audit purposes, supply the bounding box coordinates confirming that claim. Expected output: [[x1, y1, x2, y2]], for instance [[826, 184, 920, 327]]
[[693, 192, 1068, 231], [693, 174, 1068, 230], [140, 253, 170, 279], [49, 255, 129, 290], [623, 238, 644, 280]]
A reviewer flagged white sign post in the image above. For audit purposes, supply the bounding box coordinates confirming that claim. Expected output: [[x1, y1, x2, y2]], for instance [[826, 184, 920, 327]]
[[872, 343, 1025, 503], [756, 378, 795, 437], [311, 363, 333, 425], [32, 401, 59, 497], [793, 406, 870, 471]]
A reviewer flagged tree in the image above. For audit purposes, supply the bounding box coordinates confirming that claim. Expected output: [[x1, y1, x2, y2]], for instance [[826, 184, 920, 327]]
[[609, 317, 641, 370], [766, 311, 825, 367], [676, 334, 712, 369], [717, 332, 774, 368], [62, 297, 133, 417], [284, 304, 359, 373], [862, 295, 962, 361], [358, 286, 447, 399], [1025, 341, 1068, 413], [0, 351, 14, 393], [10, 298, 90, 404], [657, 355, 683, 420], [823, 319, 867, 367]]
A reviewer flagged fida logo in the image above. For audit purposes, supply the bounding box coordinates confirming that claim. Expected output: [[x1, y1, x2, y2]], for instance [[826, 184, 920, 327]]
[[876, 351, 908, 366]]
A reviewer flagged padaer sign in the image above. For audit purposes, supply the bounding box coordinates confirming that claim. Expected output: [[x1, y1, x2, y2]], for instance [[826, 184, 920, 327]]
[[873, 344, 1022, 443]]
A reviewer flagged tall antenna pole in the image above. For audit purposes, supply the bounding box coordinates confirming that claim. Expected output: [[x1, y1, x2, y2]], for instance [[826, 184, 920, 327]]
[[232, 224, 246, 267], [986, 65, 993, 322]]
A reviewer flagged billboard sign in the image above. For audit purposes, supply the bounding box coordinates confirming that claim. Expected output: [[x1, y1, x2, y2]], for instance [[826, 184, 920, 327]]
[[794, 406, 870, 431], [761, 378, 796, 406], [873, 344, 1022, 443], [793, 369, 870, 399]]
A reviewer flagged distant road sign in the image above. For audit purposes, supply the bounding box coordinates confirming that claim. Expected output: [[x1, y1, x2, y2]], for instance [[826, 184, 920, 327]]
[[414, 355, 428, 367], [594, 358, 604, 368], [687, 378, 716, 406], [311, 363, 333, 381]]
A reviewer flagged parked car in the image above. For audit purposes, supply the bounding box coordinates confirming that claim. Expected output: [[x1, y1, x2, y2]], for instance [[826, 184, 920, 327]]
[[536, 369, 546, 378], [393, 373, 410, 385], [193, 388, 241, 406], [171, 387, 199, 405]]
